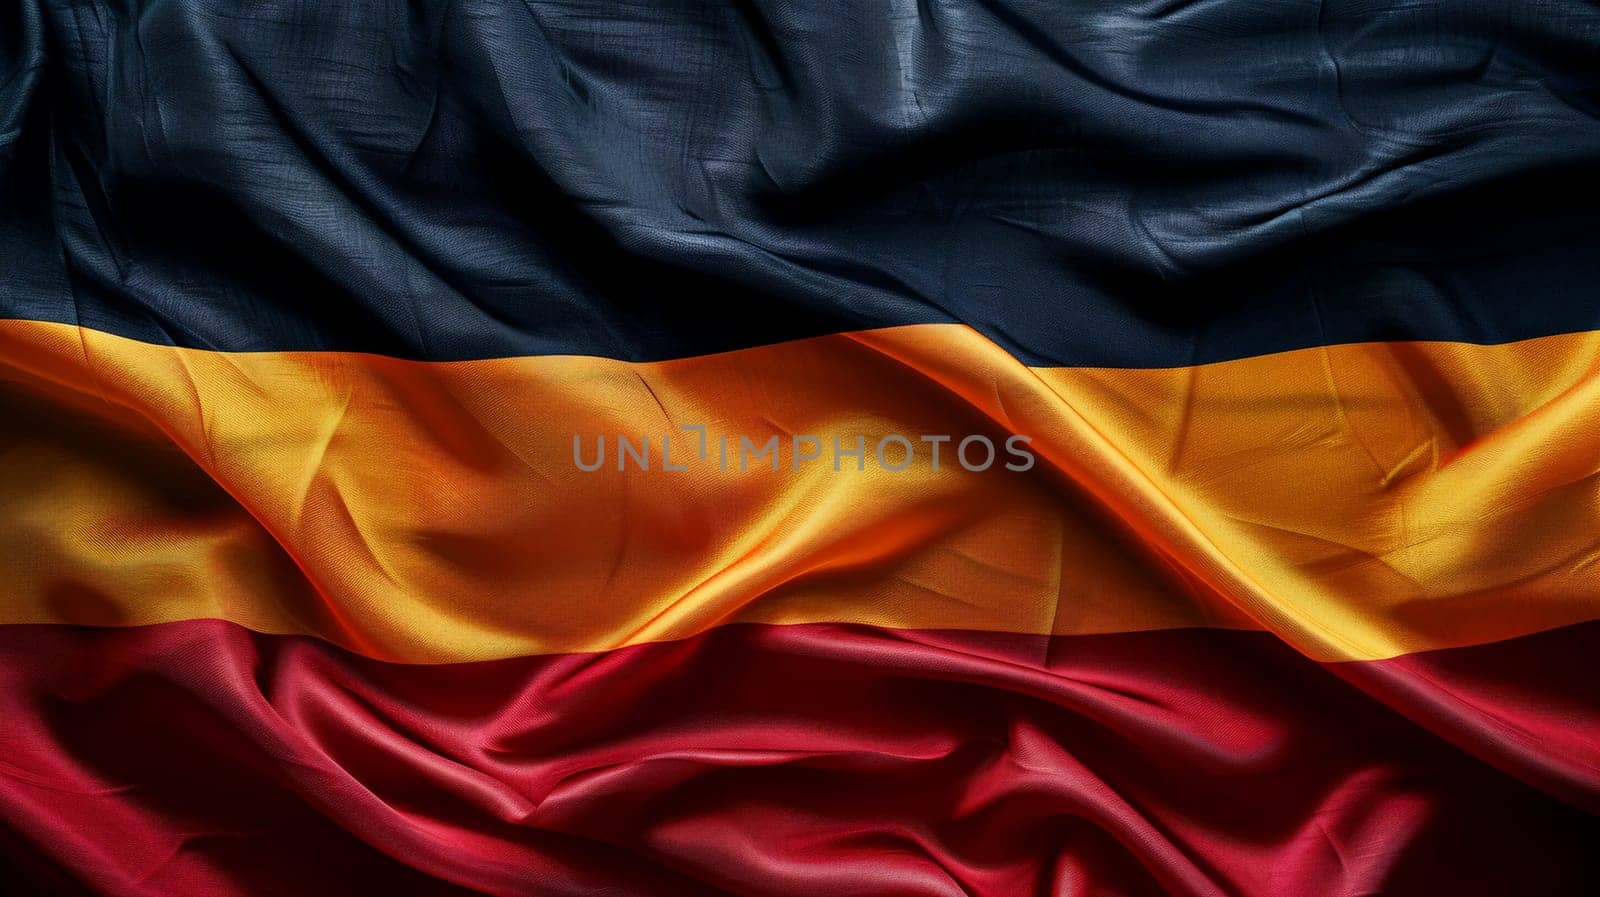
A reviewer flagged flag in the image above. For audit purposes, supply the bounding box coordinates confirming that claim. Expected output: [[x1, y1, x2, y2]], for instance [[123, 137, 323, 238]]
[[2, 1, 1598, 894]]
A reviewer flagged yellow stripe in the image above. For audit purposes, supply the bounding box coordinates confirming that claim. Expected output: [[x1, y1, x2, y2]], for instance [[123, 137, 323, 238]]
[[2, 318, 1596, 662]]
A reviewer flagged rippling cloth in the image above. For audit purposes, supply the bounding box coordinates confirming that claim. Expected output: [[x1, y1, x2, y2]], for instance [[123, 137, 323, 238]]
[[2, 1, 1599, 895]]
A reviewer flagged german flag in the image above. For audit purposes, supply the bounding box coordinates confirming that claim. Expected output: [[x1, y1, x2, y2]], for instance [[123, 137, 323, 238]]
[[2, 2, 1598, 895]]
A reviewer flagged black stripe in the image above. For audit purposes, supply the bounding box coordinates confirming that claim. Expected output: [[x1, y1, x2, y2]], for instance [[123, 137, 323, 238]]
[[3, 0, 1597, 365]]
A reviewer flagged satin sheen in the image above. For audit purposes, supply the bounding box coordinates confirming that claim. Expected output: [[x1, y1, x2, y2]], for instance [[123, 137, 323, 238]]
[[5, 320, 1600, 661], [1, 621, 1596, 897], [3, 1, 1599, 895]]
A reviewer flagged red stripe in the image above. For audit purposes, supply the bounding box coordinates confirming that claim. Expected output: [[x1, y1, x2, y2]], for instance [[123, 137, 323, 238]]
[[1334, 619, 1600, 815], [1, 620, 1595, 897]]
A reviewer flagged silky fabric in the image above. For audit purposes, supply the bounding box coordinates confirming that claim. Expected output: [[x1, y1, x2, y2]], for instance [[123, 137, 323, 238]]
[[4, 319, 1600, 662], [2, 620, 1597, 897], [3, 1, 1600, 895], [2, 2, 1598, 363]]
